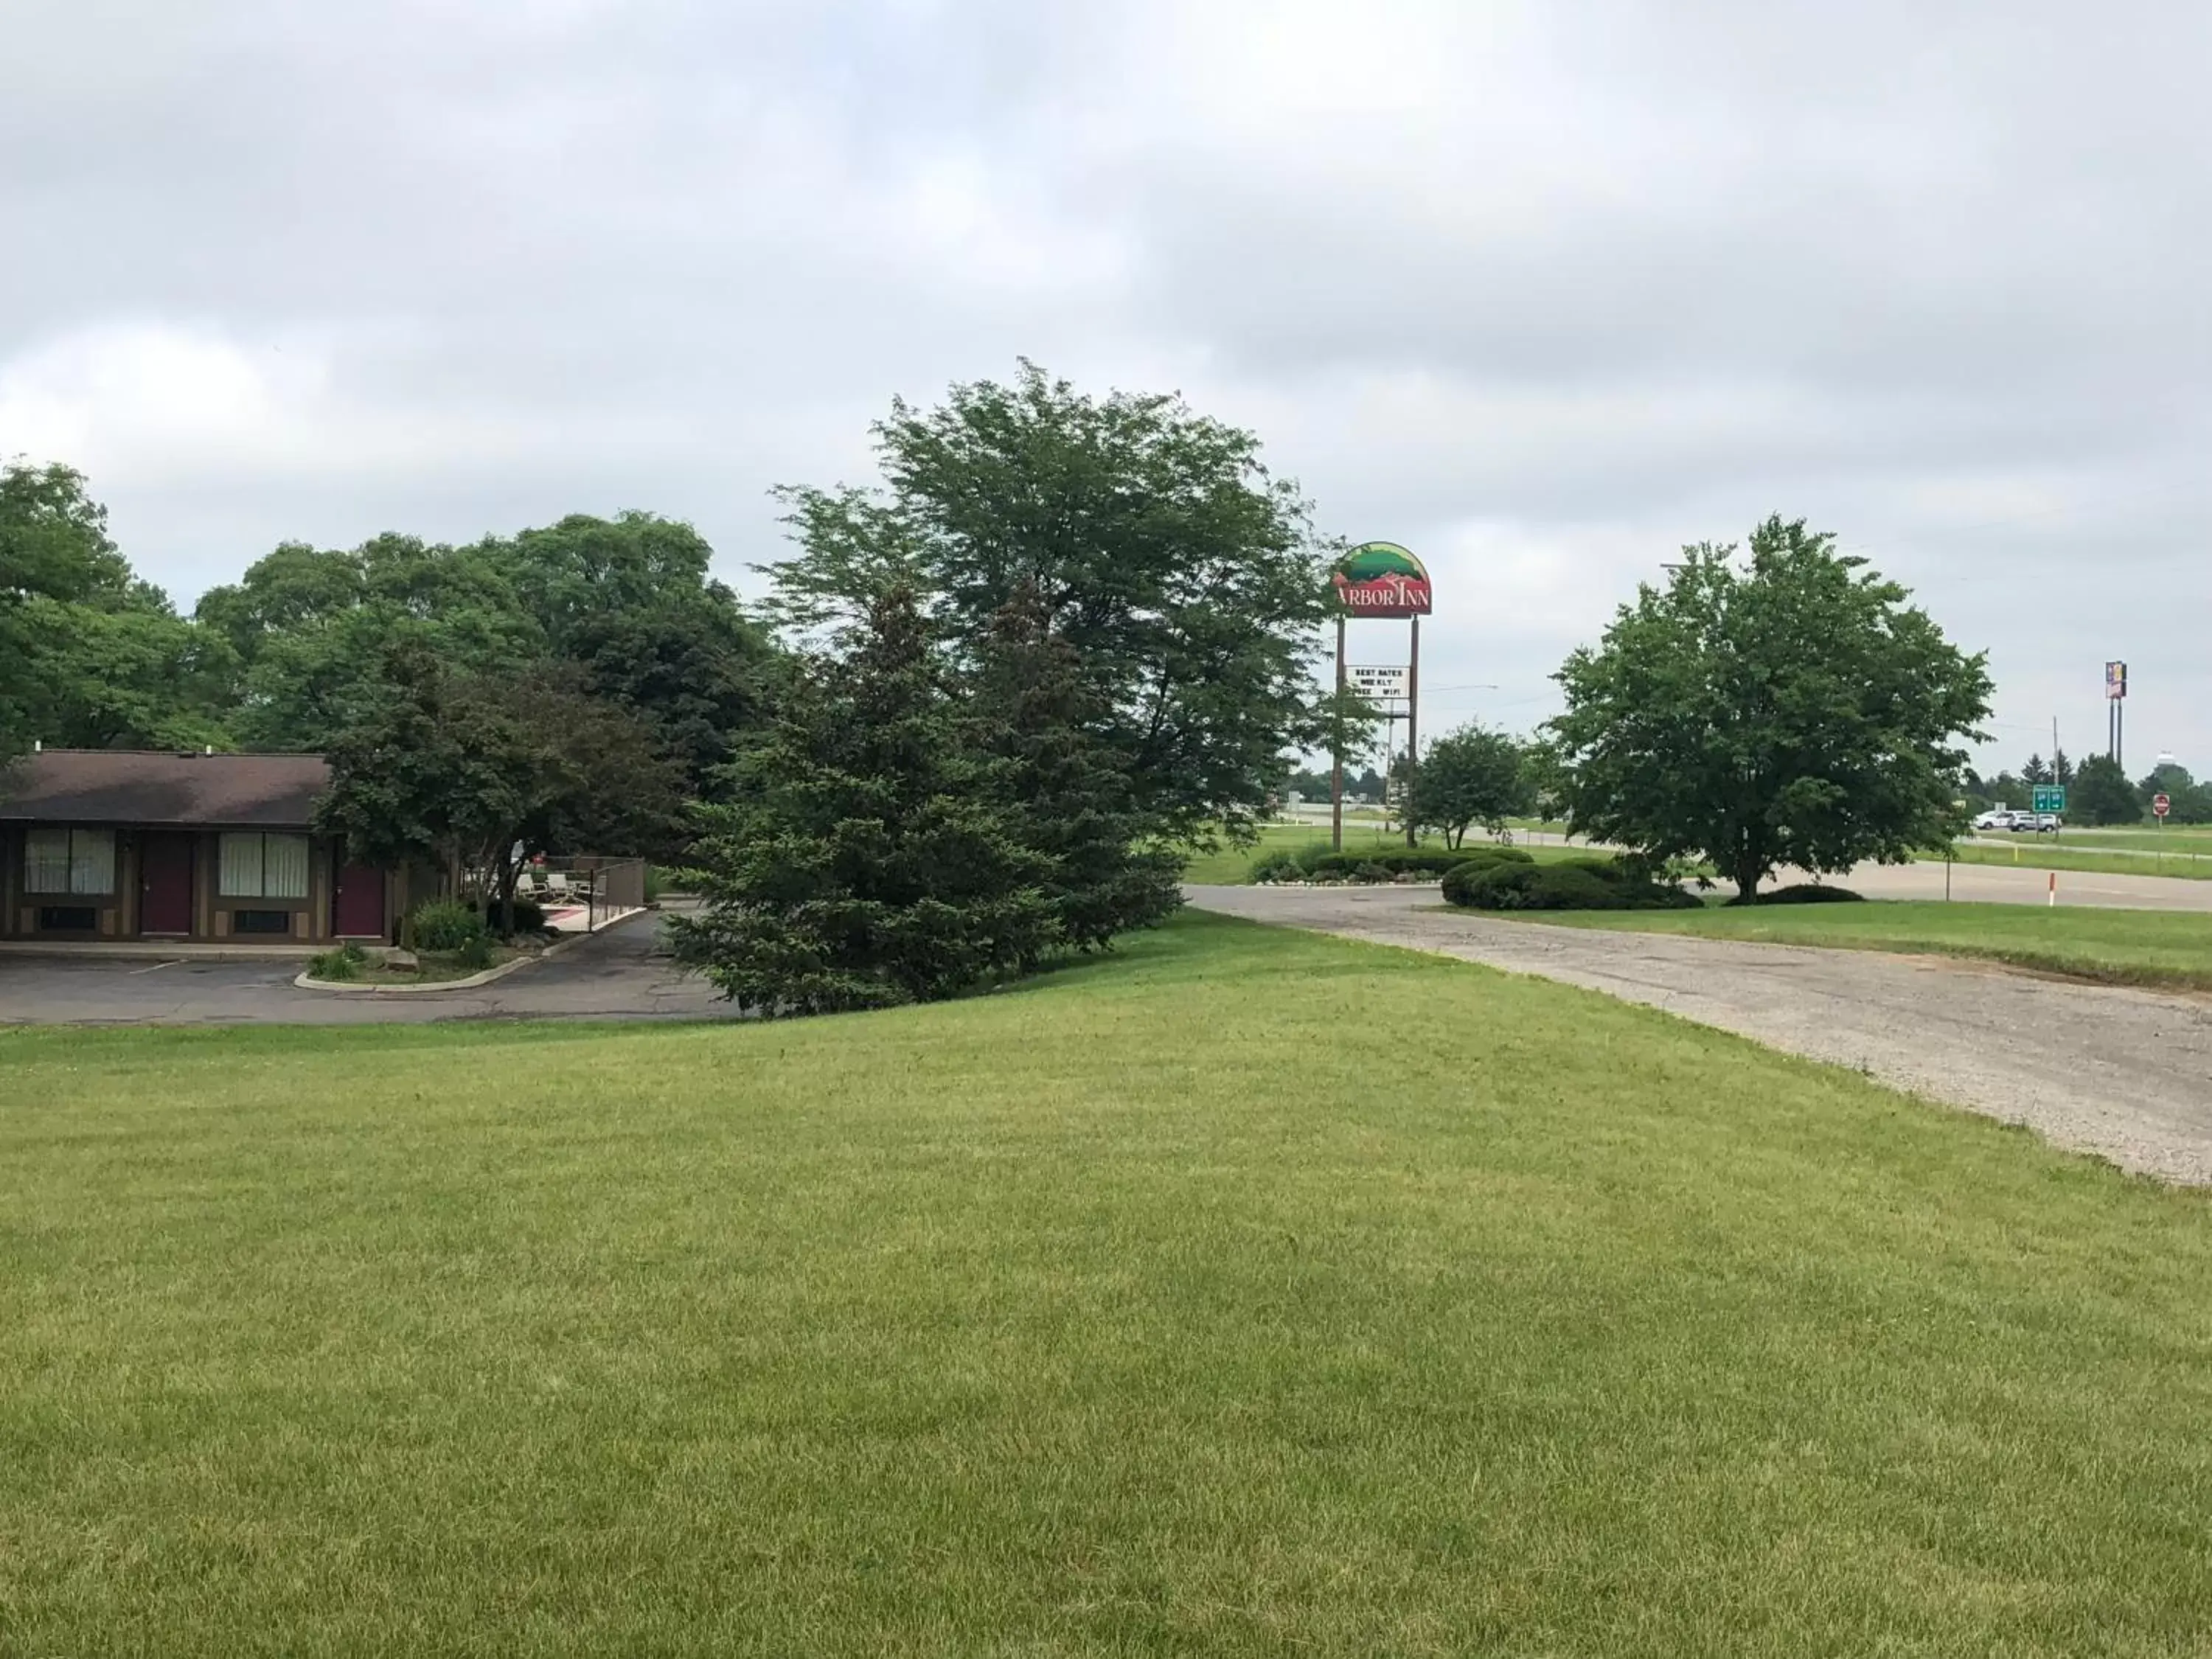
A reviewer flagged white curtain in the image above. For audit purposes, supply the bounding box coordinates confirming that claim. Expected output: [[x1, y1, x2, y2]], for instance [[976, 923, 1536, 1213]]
[[263, 834, 309, 900], [218, 833, 264, 897], [217, 833, 309, 899], [69, 829, 115, 896], [23, 828, 70, 894]]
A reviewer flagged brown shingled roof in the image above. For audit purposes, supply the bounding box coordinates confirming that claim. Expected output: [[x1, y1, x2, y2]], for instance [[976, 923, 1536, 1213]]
[[0, 750, 332, 828]]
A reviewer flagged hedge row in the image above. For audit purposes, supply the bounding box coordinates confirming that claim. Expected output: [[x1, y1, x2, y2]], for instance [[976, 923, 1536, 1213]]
[[1441, 854, 1702, 912], [1250, 841, 1533, 884]]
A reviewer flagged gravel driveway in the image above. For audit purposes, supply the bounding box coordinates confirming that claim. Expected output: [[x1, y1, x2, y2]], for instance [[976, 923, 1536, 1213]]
[[1189, 883, 2212, 1185]]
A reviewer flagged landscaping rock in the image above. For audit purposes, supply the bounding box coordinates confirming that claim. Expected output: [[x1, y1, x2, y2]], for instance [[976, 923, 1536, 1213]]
[[380, 949, 420, 973]]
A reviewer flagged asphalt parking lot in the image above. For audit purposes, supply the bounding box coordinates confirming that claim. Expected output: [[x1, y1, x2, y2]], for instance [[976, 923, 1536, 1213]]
[[0, 911, 738, 1026]]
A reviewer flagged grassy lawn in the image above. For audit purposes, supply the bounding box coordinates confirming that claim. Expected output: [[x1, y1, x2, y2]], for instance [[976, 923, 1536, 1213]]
[[1513, 898, 2212, 989], [2052, 826, 2212, 855], [1926, 841, 2212, 881], [5, 915, 2212, 1654]]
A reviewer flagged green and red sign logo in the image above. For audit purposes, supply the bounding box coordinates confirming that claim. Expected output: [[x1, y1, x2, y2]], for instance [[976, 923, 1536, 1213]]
[[1332, 542, 1432, 616]]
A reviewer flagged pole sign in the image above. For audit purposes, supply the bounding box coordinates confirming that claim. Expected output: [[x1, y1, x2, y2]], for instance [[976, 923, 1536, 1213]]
[[2154, 793, 2172, 819], [1332, 543, 1433, 616], [1349, 664, 1409, 700], [2031, 785, 2066, 814], [2106, 661, 2128, 700]]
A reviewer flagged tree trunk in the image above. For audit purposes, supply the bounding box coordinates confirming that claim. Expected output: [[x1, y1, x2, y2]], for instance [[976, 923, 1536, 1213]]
[[499, 841, 523, 937], [1733, 852, 1764, 904]]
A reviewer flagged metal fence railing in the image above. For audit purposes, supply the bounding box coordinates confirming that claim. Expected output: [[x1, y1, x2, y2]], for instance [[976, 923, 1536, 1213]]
[[514, 857, 648, 932]]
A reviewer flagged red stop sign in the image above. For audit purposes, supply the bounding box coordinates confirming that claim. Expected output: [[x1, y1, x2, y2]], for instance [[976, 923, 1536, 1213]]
[[2154, 793, 2172, 818]]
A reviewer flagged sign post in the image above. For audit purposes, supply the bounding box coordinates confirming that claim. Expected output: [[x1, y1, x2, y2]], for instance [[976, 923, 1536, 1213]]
[[1331, 616, 1346, 852], [2106, 660, 2128, 770], [1329, 543, 1435, 850]]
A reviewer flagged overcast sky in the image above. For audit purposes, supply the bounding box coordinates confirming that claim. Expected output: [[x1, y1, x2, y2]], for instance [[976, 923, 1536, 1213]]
[[6, 0, 2208, 771]]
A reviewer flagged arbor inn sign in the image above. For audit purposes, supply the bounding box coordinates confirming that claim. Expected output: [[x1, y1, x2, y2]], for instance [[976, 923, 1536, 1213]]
[[1331, 543, 1433, 616]]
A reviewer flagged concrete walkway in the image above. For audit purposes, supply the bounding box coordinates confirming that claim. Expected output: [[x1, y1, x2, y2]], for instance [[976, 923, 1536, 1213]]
[[1189, 883, 2212, 1184], [0, 910, 738, 1026]]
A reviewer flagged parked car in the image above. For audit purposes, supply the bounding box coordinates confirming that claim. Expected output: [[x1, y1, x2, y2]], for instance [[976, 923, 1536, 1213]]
[[2034, 813, 2062, 833], [1971, 810, 2011, 830]]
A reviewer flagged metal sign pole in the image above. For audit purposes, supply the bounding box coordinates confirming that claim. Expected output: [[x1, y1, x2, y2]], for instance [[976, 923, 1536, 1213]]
[[1331, 615, 1346, 854], [1404, 615, 1420, 847]]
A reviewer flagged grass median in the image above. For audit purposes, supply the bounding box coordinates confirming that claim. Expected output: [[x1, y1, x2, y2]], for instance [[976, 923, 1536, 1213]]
[[1930, 841, 2212, 881], [5, 914, 2212, 1653], [1514, 898, 2212, 990]]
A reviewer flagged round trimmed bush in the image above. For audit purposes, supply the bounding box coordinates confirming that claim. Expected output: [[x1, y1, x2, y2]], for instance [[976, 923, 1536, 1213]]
[[1446, 860, 1625, 910], [476, 896, 549, 936], [1517, 863, 1630, 909], [1450, 844, 1536, 871], [1554, 854, 1619, 876], [1738, 884, 1865, 905], [409, 898, 487, 952], [1444, 855, 1700, 912], [1248, 848, 1309, 883]]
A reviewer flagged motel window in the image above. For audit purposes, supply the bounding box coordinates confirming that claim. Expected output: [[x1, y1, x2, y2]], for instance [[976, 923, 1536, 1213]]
[[23, 827, 116, 897], [218, 832, 310, 900]]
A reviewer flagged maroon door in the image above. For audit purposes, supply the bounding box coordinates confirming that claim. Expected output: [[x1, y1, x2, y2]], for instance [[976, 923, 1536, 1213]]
[[333, 864, 386, 939], [140, 832, 195, 935]]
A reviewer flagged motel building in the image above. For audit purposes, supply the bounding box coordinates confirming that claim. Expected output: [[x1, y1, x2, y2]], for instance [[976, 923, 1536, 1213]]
[[0, 748, 408, 948]]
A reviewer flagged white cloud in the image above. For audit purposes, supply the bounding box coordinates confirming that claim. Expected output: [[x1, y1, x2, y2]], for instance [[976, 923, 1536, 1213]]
[[4, 0, 2210, 768]]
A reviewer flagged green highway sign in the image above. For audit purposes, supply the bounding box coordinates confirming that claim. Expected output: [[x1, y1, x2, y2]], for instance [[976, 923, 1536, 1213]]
[[2031, 785, 2066, 814]]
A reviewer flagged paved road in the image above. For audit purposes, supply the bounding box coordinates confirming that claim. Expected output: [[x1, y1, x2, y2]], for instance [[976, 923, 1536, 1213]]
[[1777, 857, 2212, 910], [1189, 883, 2212, 1184], [0, 911, 738, 1026]]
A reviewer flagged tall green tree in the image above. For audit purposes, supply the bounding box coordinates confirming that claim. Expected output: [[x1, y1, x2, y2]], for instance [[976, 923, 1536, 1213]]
[[201, 515, 775, 777], [1, 461, 232, 757], [2138, 762, 2212, 825], [669, 588, 1057, 1014], [2070, 755, 2143, 825], [314, 647, 684, 932], [1409, 723, 1534, 848], [971, 581, 1181, 950], [768, 363, 1335, 844], [1550, 516, 1991, 898]]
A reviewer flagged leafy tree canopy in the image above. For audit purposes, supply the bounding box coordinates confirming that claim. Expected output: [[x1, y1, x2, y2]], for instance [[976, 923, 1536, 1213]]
[[1409, 723, 1535, 848], [2138, 762, 2212, 825], [200, 514, 776, 786], [1, 460, 233, 759], [2070, 754, 2143, 825], [669, 588, 1060, 1014], [1550, 516, 1992, 897], [313, 645, 686, 930], [766, 362, 1336, 844]]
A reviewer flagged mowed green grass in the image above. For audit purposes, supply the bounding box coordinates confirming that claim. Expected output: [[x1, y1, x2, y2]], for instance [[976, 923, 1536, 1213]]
[[1507, 899, 2212, 990], [4, 916, 2212, 1655], [1936, 841, 2212, 880], [2056, 824, 2212, 854]]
